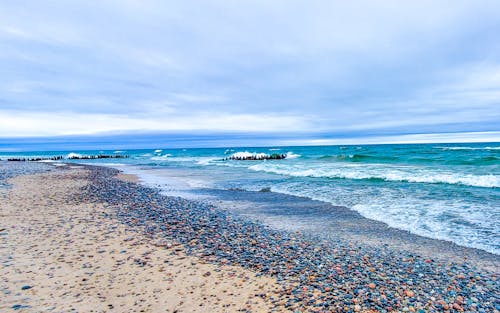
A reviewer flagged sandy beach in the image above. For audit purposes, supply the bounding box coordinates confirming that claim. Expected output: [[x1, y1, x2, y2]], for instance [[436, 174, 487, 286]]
[[1, 162, 499, 312], [0, 165, 284, 312]]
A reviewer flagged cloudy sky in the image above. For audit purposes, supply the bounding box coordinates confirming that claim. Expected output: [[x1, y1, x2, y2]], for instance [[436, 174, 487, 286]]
[[1, 0, 499, 143]]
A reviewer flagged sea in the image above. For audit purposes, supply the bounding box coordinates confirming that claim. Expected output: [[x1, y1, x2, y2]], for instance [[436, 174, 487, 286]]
[[2, 143, 499, 255]]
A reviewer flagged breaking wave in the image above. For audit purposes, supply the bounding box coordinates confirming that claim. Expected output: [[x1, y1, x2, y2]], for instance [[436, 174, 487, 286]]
[[435, 146, 500, 151], [248, 163, 499, 188], [150, 154, 172, 161], [66, 152, 83, 159], [285, 151, 301, 159]]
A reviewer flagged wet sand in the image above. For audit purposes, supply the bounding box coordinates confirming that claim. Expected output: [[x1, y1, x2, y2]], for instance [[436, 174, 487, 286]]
[[0, 166, 284, 312], [196, 188, 499, 272]]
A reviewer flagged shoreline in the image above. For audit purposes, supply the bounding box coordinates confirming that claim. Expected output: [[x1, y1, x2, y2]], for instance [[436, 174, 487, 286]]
[[1, 162, 499, 312], [83, 163, 499, 312], [196, 187, 500, 272], [114, 163, 499, 271]]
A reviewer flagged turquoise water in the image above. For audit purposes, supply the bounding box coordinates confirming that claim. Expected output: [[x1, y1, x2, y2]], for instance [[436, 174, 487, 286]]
[[2, 143, 499, 254]]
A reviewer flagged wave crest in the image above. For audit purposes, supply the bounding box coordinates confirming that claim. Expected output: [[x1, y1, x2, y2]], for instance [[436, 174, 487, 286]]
[[248, 163, 499, 188], [436, 146, 500, 151], [66, 152, 82, 159], [150, 154, 172, 161], [285, 151, 301, 159]]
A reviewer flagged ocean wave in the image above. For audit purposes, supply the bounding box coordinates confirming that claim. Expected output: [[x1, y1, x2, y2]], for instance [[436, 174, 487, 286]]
[[248, 163, 499, 188], [154, 149, 163, 153], [150, 154, 172, 161], [150, 155, 219, 165], [352, 200, 500, 255], [435, 146, 500, 151], [480, 156, 500, 161], [453, 156, 500, 165], [196, 157, 220, 165], [272, 183, 499, 255], [318, 154, 397, 162], [285, 151, 301, 159], [66, 152, 82, 159], [114, 150, 125, 153], [317, 153, 499, 165]]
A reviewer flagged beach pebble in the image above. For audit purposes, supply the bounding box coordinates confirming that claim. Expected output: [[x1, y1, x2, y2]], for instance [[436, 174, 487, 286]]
[[66, 164, 500, 313]]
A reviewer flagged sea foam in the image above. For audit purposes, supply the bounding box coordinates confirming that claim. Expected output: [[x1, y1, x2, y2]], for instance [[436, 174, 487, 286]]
[[285, 151, 301, 159], [248, 163, 499, 188], [150, 154, 172, 161], [66, 152, 83, 159], [435, 146, 500, 151]]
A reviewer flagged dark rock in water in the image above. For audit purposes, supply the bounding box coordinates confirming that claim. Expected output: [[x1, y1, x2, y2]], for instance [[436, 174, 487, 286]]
[[259, 187, 271, 192], [21, 285, 32, 290], [7, 156, 64, 162], [6, 154, 128, 162], [226, 153, 287, 161], [67, 154, 128, 160]]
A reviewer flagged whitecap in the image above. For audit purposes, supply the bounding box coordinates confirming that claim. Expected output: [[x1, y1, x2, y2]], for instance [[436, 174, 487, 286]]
[[248, 163, 499, 188], [66, 152, 82, 159], [285, 151, 301, 159], [150, 154, 172, 161], [435, 146, 500, 151]]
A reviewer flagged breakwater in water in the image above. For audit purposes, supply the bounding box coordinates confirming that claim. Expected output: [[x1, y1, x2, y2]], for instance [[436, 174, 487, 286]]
[[6, 156, 65, 162], [225, 152, 287, 160], [3, 154, 128, 162], [67, 154, 128, 160]]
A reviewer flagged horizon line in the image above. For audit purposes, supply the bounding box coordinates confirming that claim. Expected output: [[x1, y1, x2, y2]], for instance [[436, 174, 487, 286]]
[[0, 131, 499, 152]]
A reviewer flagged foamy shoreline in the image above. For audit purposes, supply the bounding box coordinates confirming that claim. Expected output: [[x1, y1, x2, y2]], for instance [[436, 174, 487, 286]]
[[1, 162, 499, 312], [111, 163, 499, 271]]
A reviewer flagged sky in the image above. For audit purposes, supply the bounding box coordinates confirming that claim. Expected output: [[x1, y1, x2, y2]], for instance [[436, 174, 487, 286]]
[[0, 0, 499, 145]]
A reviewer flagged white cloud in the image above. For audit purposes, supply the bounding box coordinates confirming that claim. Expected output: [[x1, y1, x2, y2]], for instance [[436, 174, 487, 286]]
[[0, 110, 310, 137], [287, 131, 500, 146], [0, 0, 498, 138]]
